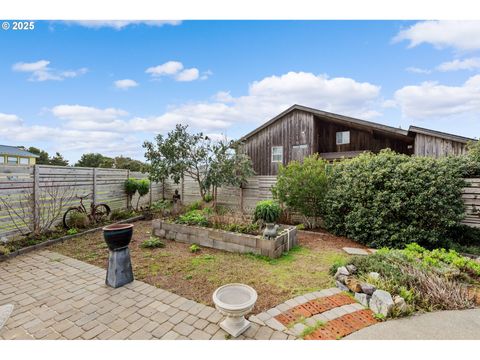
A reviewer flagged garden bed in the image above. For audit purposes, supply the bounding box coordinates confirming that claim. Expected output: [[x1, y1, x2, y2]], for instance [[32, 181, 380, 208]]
[[51, 220, 356, 312], [153, 219, 297, 258]]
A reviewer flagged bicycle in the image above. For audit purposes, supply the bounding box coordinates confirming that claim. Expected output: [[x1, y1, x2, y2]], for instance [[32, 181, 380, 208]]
[[63, 193, 111, 229]]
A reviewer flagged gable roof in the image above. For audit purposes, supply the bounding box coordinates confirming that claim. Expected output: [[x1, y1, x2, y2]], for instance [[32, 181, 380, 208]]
[[0, 145, 39, 158], [240, 104, 409, 141], [408, 126, 474, 144], [240, 104, 474, 144]]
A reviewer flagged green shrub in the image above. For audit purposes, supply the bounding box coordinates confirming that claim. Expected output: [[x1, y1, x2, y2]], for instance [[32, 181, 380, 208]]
[[204, 193, 214, 203], [186, 200, 203, 212], [67, 228, 78, 236], [323, 149, 466, 248], [0, 245, 10, 256], [190, 244, 201, 253], [213, 222, 260, 235], [124, 178, 138, 196], [151, 200, 172, 211], [253, 200, 282, 224], [177, 210, 209, 227], [110, 209, 135, 221], [140, 236, 165, 249], [272, 154, 329, 226], [68, 211, 89, 228]]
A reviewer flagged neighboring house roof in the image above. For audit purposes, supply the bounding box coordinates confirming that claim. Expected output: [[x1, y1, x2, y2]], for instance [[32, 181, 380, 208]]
[[407, 126, 475, 144], [0, 145, 39, 158], [240, 104, 475, 144]]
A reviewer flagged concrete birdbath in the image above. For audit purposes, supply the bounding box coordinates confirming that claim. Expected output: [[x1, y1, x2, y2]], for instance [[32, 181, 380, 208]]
[[212, 283, 257, 337], [103, 223, 134, 288]]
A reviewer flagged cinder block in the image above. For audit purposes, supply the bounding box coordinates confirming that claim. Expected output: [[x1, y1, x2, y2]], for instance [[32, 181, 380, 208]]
[[175, 232, 189, 243], [166, 231, 176, 240]]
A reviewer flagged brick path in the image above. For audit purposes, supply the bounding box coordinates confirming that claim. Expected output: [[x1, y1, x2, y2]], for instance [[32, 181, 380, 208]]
[[0, 250, 295, 340]]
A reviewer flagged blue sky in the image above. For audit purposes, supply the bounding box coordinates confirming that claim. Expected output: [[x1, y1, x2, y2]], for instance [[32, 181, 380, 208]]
[[1, 20, 480, 163]]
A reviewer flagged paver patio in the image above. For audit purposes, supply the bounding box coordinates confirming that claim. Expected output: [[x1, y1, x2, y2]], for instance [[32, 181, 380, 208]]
[[0, 250, 295, 340]]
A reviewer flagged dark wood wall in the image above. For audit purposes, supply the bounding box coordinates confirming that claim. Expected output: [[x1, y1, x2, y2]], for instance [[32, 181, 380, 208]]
[[243, 110, 314, 175], [313, 117, 412, 155], [413, 133, 468, 158]]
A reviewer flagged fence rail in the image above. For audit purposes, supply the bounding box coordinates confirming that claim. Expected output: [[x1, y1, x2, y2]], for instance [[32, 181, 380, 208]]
[[1, 163, 479, 238]]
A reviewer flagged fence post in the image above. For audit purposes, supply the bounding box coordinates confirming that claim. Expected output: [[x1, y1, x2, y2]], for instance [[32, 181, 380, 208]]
[[126, 169, 130, 209], [240, 185, 244, 214], [92, 168, 97, 204], [149, 180, 153, 207], [181, 176, 185, 203], [33, 165, 40, 233]]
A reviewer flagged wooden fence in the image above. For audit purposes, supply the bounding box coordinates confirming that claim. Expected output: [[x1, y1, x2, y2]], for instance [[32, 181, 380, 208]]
[[0, 165, 162, 238], [2, 163, 479, 238], [462, 178, 480, 228]]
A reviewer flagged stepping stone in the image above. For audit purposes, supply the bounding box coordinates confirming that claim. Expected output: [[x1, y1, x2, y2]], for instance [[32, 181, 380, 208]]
[[342, 247, 369, 256], [0, 304, 14, 330]]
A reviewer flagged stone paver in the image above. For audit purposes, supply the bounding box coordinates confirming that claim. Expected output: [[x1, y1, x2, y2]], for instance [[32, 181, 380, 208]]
[[0, 250, 281, 340]]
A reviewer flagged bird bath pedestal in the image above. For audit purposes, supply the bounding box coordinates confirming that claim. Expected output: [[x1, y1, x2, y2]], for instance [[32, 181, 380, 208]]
[[212, 283, 258, 337], [103, 223, 134, 288]]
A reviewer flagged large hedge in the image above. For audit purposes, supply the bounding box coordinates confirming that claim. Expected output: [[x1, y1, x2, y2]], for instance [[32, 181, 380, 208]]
[[323, 149, 466, 248]]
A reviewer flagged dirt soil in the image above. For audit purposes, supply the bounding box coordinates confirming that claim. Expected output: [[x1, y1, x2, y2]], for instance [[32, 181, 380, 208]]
[[52, 220, 361, 313]]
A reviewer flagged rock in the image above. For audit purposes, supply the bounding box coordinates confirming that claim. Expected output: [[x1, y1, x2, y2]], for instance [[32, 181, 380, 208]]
[[360, 283, 376, 295], [346, 264, 357, 274], [393, 295, 408, 314], [345, 277, 362, 293], [336, 274, 348, 285], [334, 266, 350, 280], [370, 290, 394, 317], [336, 280, 350, 292], [354, 292, 370, 307], [368, 272, 380, 281], [0, 237, 8, 244]]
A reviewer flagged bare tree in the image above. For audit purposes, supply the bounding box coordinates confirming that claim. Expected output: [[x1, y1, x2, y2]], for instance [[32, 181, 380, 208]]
[[0, 182, 75, 237]]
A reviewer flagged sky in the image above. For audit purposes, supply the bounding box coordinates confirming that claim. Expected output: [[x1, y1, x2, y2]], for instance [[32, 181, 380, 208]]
[[1, 20, 480, 163]]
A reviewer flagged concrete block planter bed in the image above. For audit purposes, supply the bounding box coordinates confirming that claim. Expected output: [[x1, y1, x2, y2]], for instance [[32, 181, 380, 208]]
[[152, 219, 297, 258]]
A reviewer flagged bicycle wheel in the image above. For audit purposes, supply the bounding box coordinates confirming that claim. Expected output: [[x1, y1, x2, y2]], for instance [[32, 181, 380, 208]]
[[63, 207, 87, 229], [94, 203, 111, 223]]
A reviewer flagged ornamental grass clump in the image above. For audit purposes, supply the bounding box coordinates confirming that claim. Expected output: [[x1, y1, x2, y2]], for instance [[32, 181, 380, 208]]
[[323, 149, 466, 249], [349, 243, 478, 312], [253, 200, 282, 224]]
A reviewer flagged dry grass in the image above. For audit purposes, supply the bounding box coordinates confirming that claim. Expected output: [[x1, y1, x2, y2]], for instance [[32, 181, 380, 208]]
[[51, 220, 356, 313]]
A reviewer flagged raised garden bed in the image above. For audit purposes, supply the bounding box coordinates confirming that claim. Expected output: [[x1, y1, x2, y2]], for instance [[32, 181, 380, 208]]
[[152, 219, 297, 258]]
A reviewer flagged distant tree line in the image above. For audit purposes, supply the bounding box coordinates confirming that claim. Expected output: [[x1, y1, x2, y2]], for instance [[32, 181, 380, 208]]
[[25, 147, 148, 172]]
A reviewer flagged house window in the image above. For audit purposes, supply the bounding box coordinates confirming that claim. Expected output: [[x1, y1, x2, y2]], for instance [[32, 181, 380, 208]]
[[0, 156, 4, 164], [19, 158, 29, 165], [336, 131, 350, 145], [292, 144, 308, 149], [7, 156, 18, 165], [271, 146, 283, 163]]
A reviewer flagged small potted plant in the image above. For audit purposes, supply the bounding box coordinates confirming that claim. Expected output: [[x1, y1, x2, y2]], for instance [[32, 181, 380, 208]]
[[253, 200, 282, 239]]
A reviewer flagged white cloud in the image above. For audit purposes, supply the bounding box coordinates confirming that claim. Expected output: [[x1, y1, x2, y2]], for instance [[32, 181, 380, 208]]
[[114, 79, 139, 90], [394, 75, 480, 119], [146, 61, 184, 76], [12, 60, 87, 82], [394, 21, 480, 51], [406, 67, 431, 74], [436, 57, 480, 72], [0, 113, 23, 126], [175, 68, 199, 82], [146, 61, 206, 82], [64, 21, 182, 30]]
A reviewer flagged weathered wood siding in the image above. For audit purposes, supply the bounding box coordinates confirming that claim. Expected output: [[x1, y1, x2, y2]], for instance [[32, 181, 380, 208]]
[[243, 110, 315, 175], [314, 117, 412, 155], [413, 133, 468, 158]]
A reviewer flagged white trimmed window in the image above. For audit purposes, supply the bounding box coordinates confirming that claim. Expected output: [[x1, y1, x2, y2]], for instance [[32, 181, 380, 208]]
[[0, 156, 4, 164], [7, 156, 18, 165], [19, 158, 29, 165], [271, 146, 283, 163], [336, 131, 350, 145]]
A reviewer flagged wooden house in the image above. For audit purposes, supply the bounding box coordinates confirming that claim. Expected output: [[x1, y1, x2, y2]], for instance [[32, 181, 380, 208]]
[[240, 104, 474, 175]]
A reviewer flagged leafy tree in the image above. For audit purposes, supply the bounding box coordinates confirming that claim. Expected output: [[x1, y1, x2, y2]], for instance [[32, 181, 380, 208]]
[[27, 146, 49, 165], [114, 156, 148, 172], [272, 154, 329, 228], [49, 152, 69, 166], [143, 124, 254, 202], [75, 153, 114, 168]]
